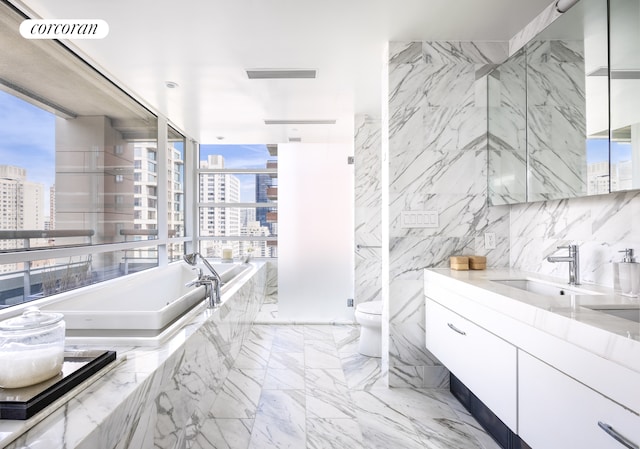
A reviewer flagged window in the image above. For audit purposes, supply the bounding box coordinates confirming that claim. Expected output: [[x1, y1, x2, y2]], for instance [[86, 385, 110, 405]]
[[0, 2, 182, 308], [168, 127, 185, 238], [197, 144, 277, 258]]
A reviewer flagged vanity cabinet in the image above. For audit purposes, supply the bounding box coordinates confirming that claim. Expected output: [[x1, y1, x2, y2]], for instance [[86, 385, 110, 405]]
[[425, 298, 517, 431], [519, 351, 640, 449]]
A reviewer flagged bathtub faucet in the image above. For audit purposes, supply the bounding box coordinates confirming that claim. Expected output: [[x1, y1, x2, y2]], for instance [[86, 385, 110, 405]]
[[184, 253, 222, 308]]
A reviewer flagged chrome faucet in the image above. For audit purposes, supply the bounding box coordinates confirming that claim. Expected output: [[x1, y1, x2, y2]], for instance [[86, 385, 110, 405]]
[[184, 253, 222, 308], [546, 244, 580, 286]]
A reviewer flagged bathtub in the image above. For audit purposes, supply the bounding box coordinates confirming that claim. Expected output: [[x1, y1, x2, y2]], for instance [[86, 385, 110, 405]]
[[41, 261, 250, 338]]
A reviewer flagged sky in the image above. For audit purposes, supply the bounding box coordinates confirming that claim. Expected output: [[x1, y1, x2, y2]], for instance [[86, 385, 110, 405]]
[[0, 90, 55, 188], [199, 144, 271, 169], [199, 144, 272, 202]]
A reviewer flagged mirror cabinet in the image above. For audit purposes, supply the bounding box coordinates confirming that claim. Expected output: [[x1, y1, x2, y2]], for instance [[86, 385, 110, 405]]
[[487, 0, 638, 205]]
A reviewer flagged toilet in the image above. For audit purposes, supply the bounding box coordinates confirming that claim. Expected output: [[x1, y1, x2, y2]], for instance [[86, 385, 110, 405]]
[[354, 300, 382, 357]]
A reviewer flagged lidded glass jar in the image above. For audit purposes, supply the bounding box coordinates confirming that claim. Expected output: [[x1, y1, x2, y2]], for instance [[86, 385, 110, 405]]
[[0, 307, 65, 389]]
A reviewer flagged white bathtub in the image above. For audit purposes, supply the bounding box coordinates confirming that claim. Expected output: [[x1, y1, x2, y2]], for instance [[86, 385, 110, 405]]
[[43, 261, 250, 332]]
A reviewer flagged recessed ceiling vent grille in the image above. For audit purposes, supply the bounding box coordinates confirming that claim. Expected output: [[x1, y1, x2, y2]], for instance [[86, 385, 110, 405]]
[[246, 69, 317, 79], [289, 137, 302, 142], [264, 119, 336, 125]]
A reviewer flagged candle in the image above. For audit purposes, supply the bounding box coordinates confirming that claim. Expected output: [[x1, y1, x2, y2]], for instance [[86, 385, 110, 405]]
[[223, 248, 233, 260]]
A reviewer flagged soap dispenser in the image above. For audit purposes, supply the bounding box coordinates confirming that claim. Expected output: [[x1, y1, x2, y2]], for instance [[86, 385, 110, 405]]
[[614, 248, 639, 297]]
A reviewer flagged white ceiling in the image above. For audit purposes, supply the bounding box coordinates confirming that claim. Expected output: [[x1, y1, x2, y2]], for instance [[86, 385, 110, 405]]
[[17, 0, 553, 144]]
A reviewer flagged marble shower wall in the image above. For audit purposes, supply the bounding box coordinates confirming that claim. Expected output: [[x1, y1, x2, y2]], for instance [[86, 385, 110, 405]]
[[386, 41, 511, 388], [354, 115, 382, 305], [510, 191, 640, 288]]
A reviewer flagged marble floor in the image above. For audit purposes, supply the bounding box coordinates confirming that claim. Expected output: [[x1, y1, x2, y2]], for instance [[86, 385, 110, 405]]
[[203, 298, 501, 449]]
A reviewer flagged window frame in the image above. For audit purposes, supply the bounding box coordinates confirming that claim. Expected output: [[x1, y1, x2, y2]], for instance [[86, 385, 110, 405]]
[[196, 166, 278, 258]]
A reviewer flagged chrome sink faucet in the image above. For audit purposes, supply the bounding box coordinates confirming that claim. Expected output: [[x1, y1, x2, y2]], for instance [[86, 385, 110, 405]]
[[546, 244, 580, 286], [184, 253, 222, 308]]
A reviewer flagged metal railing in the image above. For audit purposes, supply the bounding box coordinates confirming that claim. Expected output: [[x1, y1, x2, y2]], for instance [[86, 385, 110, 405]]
[[0, 230, 94, 298]]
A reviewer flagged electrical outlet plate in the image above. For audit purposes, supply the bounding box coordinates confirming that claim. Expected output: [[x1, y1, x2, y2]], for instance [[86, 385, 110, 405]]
[[484, 232, 496, 249], [401, 211, 439, 228]]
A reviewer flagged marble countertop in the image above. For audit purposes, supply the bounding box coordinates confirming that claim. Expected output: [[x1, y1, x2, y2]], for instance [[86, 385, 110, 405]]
[[424, 268, 640, 376], [0, 318, 204, 448]]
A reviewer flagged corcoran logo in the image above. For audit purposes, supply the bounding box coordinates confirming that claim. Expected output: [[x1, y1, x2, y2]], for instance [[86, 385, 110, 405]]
[[19, 19, 109, 39]]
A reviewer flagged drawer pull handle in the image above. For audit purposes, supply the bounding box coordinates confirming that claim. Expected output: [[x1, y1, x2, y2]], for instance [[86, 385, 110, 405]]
[[598, 421, 639, 449], [447, 322, 466, 336]]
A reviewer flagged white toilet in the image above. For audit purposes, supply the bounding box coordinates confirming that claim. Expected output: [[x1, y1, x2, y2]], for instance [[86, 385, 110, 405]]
[[354, 300, 382, 357]]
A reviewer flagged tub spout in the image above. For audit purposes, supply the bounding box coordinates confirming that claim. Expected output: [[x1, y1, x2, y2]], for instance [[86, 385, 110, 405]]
[[183, 253, 222, 308]]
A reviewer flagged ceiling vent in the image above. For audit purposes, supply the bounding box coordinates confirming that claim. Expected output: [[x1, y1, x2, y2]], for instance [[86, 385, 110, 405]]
[[288, 137, 302, 142], [246, 69, 317, 79], [264, 119, 336, 125]]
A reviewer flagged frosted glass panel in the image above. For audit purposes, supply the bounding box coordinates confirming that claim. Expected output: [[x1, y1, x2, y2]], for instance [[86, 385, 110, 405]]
[[278, 143, 354, 322]]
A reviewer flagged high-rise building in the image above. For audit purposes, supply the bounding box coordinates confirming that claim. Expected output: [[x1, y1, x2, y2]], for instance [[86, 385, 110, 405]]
[[240, 220, 271, 257], [255, 173, 271, 229], [199, 155, 240, 257], [240, 208, 256, 227], [587, 161, 610, 195], [0, 165, 44, 273], [130, 142, 184, 268], [48, 184, 56, 230], [132, 142, 184, 234]]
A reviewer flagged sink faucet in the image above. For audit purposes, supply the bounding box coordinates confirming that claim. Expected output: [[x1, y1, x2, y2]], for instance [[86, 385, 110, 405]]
[[184, 253, 222, 308], [546, 244, 580, 286]]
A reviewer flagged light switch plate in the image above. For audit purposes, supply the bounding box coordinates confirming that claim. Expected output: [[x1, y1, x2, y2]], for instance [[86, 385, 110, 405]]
[[401, 211, 439, 228]]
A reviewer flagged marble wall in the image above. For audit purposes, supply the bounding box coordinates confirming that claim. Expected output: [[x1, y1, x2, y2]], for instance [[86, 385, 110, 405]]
[[510, 191, 640, 288], [354, 115, 382, 306], [386, 41, 511, 388]]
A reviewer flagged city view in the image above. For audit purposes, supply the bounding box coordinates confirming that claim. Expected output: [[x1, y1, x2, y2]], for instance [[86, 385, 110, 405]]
[[0, 89, 277, 305]]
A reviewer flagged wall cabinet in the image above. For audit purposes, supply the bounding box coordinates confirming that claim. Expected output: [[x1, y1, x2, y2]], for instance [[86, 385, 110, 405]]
[[425, 299, 518, 432], [519, 351, 640, 449]]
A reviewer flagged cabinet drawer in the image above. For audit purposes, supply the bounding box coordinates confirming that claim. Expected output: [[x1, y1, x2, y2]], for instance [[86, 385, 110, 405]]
[[425, 298, 517, 431], [519, 351, 640, 449]]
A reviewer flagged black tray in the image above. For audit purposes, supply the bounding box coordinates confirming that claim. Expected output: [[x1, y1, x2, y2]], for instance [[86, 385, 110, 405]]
[[0, 350, 117, 420]]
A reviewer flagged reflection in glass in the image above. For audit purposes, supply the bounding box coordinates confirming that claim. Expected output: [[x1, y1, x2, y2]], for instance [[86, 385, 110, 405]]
[[610, 0, 640, 191], [0, 248, 158, 308], [487, 0, 609, 203], [488, 48, 527, 205]]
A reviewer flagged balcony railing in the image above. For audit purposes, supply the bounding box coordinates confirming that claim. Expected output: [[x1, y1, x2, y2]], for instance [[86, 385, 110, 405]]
[[0, 229, 95, 300]]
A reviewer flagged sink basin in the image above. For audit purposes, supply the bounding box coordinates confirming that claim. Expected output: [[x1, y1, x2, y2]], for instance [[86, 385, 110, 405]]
[[585, 306, 640, 324], [491, 279, 602, 297]]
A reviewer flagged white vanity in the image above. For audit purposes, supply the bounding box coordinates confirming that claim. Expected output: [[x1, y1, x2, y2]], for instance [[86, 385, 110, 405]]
[[424, 268, 640, 449]]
